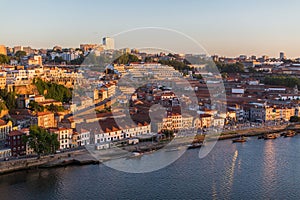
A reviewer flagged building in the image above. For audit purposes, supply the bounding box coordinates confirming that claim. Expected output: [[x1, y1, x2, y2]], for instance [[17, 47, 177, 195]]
[[0, 120, 13, 142], [50, 127, 73, 149], [6, 130, 26, 156], [0, 45, 7, 55], [13, 46, 23, 54], [0, 76, 6, 89], [0, 148, 11, 159], [194, 114, 213, 129], [280, 52, 286, 61], [33, 111, 55, 128], [102, 37, 114, 50], [77, 129, 90, 146], [94, 119, 151, 144], [102, 82, 116, 98], [28, 55, 42, 66], [80, 44, 98, 52]]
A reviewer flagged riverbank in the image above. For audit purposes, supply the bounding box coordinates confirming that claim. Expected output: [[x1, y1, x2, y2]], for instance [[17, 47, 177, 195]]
[[0, 149, 99, 175], [0, 123, 298, 175]]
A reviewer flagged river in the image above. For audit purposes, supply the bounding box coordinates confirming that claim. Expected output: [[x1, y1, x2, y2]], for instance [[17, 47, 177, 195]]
[[1, 135, 300, 199]]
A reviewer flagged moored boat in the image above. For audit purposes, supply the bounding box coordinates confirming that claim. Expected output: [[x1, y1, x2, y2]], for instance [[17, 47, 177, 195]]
[[232, 136, 247, 143], [284, 130, 296, 137], [263, 133, 278, 140], [187, 143, 202, 149]]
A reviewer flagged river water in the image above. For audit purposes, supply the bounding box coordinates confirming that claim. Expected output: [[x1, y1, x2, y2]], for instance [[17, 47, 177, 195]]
[[1, 135, 300, 200]]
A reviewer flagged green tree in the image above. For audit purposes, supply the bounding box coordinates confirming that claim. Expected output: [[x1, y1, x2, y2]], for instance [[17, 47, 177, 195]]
[[46, 103, 64, 112], [15, 50, 26, 59], [28, 100, 44, 112], [23, 125, 59, 155], [290, 116, 300, 122], [264, 76, 300, 88], [162, 130, 174, 140], [34, 79, 72, 102], [215, 61, 245, 73], [114, 53, 139, 64], [0, 54, 9, 64], [0, 90, 16, 109]]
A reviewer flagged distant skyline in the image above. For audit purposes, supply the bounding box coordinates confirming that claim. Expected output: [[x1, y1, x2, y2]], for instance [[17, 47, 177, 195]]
[[2, 0, 300, 58]]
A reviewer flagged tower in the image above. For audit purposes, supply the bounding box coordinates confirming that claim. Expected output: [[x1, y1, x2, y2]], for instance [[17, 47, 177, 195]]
[[102, 37, 114, 50], [280, 52, 286, 61]]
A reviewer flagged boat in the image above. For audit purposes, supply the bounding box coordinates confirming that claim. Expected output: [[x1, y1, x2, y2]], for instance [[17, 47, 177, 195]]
[[131, 151, 143, 157], [165, 147, 179, 152], [232, 136, 247, 143], [263, 133, 278, 140], [284, 130, 296, 138], [187, 143, 202, 149]]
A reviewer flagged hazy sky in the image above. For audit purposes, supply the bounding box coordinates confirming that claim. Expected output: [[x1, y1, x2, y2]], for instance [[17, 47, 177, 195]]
[[1, 0, 300, 58]]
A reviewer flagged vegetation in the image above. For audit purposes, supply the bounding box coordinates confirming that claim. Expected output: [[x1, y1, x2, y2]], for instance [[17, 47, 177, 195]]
[[28, 100, 44, 112], [23, 125, 59, 155], [0, 101, 7, 112], [0, 54, 9, 64], [290, 116, 300, 122], [215, 61, 245, 73], [15, 51, 26, 59], [264, 76, 300, 88], [161, 130, 174, 140], [0, 90, 16, 110], [34, 78, 72, 102], [46, 104, 65, 112], [192, 74, 203, 80], [114, 53, 139, 64]]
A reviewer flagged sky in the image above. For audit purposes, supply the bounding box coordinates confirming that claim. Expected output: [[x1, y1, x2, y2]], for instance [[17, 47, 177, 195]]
[[1, 0, 300, 58]]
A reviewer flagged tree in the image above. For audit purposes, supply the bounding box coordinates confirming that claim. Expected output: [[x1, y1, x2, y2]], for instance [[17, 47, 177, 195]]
[[28, 100, 44, 112], [0, 90, 16, 110], [215, 61, 245, 73], [46, 103, 64, 112], [290, 116, 300, 122], [264, 76, 300, 88], [23, 125, 59, 156], [114, 53, 139, 64], [162, 129, 174, 140], [0, 54, 9, 64], [34, 78, 72, 102], [15, 51, 26, 62]]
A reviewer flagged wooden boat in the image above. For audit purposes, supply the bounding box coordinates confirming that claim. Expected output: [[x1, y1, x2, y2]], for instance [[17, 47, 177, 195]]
[[232, 136, 247, 143], [284, 130, 296, 138], [187, 143, 202, 149], [263, 133, 278, 140]]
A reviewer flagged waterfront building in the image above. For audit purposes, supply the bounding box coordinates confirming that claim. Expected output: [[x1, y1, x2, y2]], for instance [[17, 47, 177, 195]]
[[77, 129, 90, 146], [6, 130, 26, 156], [50, 127, 73, 149], [0, 120, 12, 142], [94, 119, 151, 144], [0, 148, 11, 159]]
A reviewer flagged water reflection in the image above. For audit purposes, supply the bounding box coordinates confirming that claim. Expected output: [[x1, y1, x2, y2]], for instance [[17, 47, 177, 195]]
[[262, 140, 277, 196]]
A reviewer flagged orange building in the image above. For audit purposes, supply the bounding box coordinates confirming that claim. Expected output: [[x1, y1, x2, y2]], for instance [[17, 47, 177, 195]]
[[35, 111, 55, 128], [0, 45, 7, 55]]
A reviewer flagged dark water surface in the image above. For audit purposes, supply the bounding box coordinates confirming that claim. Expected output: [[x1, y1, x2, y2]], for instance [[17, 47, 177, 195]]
[[1, 136, 300, 200]]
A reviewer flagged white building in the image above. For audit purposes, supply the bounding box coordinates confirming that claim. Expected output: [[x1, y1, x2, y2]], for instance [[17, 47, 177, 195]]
[[102, 37, 114, 50], [94, 121, 151, 144], [78, 129, 90, 146]]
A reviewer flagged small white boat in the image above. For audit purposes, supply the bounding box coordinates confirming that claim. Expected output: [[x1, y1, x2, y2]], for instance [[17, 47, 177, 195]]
[[131, 152, 143, 157], [165, 148, 179, 152]]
